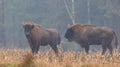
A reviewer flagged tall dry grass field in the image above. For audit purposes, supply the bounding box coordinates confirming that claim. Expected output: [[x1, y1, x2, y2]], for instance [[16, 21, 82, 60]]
[[0, 48, 120, 67]]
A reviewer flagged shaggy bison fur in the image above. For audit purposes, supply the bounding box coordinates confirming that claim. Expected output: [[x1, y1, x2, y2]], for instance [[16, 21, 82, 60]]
[[23, 22, 61, 56], [65, 23, 118, 55]]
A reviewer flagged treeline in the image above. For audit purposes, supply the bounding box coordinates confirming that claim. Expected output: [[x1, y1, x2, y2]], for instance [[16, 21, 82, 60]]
[[0, 0, 120, 50]]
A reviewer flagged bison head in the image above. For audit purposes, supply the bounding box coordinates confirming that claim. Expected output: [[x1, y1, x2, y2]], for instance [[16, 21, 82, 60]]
[[64, 27, 74, 42], [64, 24, 82, 42], [23, 22, 34, 36]]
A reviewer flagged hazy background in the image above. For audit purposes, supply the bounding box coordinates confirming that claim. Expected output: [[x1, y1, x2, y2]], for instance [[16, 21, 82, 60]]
[[0, 0, 120, 51]]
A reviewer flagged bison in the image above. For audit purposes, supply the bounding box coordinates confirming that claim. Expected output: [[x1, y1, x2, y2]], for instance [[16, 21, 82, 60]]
[[64, 23, 118, 55], [23, 22, 61, 56]]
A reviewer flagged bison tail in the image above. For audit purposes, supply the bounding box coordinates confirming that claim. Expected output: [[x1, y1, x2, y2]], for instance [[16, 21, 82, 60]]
[[58, 36, 61, 45], [57, 35, 62, 47], [113, 31, 118, 49], [57, 34, 61, 45]]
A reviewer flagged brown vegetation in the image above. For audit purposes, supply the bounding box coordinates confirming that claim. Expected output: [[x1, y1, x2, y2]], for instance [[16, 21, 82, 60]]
[[0, 48, 120, 67]]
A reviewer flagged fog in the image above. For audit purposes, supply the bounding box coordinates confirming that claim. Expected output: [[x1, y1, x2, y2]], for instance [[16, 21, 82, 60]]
[[0, 0, 120, 52]]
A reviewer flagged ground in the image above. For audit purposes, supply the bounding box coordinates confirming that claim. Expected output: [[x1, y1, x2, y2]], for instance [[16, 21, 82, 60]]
[[0, 48, 120, 67]]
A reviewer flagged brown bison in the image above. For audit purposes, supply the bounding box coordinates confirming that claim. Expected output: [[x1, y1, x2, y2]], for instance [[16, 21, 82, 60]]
[[23, 22, 61, 56], [64, 23, 118, 55]]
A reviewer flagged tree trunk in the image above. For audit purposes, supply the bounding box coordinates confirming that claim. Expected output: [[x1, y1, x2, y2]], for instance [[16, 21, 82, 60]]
[[0, 0, 6, 47]]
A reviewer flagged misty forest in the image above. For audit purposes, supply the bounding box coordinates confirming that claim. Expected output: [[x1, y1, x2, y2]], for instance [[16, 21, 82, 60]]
[[0, 0, 120, 52]]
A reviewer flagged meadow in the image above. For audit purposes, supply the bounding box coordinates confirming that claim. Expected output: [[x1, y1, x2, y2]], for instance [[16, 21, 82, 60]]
[[0, 48, 120, 67]]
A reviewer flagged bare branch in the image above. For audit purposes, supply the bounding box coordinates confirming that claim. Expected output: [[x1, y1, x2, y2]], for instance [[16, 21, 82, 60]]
[[63, 0, 76, 24], [87, 0, 91, 24], [72, 0, 75, 24], [63, 0, 72, 20]]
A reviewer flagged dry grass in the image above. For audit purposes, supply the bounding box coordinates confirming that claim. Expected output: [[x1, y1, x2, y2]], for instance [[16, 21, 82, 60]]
[[0, 48, 120, 67]]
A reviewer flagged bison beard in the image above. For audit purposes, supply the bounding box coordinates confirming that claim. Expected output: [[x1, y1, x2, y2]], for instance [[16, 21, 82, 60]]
[[65, 24, 118, 55], [23, 22, 61, 56]]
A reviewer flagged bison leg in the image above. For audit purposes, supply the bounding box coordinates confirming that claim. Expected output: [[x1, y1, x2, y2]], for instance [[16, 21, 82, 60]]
[[31, 42, 38, 54], [29, 44, 34, 53], [27, 39, 36, 54], [28, 43, 35, 53], [34, 44, 40, 54], [32, 45, 36, 54], [102, 45, 107, 55], [84, 45, 89, 54], [27, 39, 34, 53], [107, 44, 113, 55], [107, 39, 113, 55], [50, 44, 58, 56]]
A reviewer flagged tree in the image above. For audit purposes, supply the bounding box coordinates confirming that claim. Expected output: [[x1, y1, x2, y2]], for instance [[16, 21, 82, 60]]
[[64, 0, 75, 24], [0, 0, 6, 47], [87, 0, 91, 24]]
